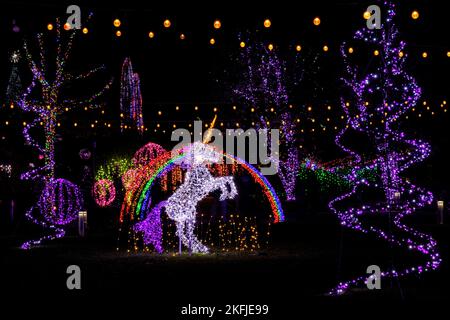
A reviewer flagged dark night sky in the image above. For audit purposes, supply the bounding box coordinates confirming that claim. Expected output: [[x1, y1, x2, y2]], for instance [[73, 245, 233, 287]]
[[0, 0, 449, 191]]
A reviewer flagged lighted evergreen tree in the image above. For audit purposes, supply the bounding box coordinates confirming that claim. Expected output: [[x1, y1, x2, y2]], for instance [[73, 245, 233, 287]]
[[5, 51, 23, 105]]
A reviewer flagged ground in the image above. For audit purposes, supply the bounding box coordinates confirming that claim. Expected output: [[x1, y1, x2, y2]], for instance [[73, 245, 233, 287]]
[[1, 212, 448, 315]]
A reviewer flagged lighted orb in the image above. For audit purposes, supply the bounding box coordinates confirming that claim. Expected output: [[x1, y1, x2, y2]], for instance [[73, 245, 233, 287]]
[[93, 179, 116, 207], [268, 44, 274, 51], [47, 23, 53, 31], [313, 17, 321, 26], [296, 45, 302, 52], [116, 30, 122, 37], [363, 11, 371, 20], [213, 20, 221, 29], [113, 19, 121, 27], [180, 33, 185, 40], [240, 41, 246, 48], [148, 31, 155, 38], [374, 50, 380, 56], [163, 19, 171, 28], [82, 27, 88, 34], [122, 169, 137, 190], [263, 19, 271, 28], [64, 22, 71, 30], [399, 51, 404, 58], [79, 149, 91, 160], [210, 38, 216, 45], [38, 178, 82, 225], [447, 51, 450, 58], [422, 52, 428, 58], [411, 10, 419, 20], [132, 142, 167, 167], [323, 45, 329, 52], [348, 47, 354, 54]]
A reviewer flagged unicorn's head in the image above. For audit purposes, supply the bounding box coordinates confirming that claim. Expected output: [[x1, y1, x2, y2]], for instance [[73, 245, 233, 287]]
[[179, 142, 222, 167]]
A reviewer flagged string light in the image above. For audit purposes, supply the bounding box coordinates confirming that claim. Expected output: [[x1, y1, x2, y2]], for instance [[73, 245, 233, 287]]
[[330, 1, 440, 294], [232, 41, 299, 200], [120, 58, 144, 134], [0, 164, 12, 177], [21, 178, 82, 249], [93, 179, 116, 207], [132, 142, 166, 167], [17, 19, 111, 248]]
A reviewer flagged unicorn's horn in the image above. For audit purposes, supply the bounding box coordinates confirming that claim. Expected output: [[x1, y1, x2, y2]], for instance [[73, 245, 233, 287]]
[[203, 114, 218, 144]]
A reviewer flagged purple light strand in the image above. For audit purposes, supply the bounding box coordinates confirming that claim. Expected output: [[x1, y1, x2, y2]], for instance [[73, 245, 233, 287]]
[[21, 178, 82, 249], [329, 1, 440, 294]]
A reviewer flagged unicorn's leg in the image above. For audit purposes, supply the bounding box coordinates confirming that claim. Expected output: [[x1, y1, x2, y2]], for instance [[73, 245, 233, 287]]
[[224, 176, 238, 198], [176, 221, 188, 253], [215, 177, 237, 200], [185, 219, 209, 253]]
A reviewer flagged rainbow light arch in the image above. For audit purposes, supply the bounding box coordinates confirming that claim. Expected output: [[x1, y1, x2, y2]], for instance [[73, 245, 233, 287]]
[[120, 150, 285, 224]]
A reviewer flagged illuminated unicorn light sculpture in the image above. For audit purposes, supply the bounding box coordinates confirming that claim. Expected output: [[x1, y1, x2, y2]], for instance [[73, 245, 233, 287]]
[[134, 140, 238, 254]]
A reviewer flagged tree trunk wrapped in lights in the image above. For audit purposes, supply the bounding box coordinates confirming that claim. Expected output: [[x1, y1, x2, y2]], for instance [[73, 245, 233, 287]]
[[17, 20, 112, 249], [233, 41, 302, 201]]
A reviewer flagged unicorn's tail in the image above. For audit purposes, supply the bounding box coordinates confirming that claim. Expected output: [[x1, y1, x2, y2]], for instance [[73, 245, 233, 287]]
[[134, 200, 167, 253]]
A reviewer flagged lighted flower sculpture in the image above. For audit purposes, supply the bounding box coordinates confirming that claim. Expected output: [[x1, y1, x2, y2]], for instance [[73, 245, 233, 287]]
[[134, 141, 238, 253], [329, 1, 440, 294]]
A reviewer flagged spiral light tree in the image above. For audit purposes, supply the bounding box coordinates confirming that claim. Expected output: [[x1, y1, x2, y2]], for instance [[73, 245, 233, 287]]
[[233, 42, 300, 201], [329, 1, 440, 294], [120, 57, 144, 134], [17, 20, 111, 249]]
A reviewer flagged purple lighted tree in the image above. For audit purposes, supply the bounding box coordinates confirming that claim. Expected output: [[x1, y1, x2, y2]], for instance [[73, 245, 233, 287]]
[[17, 20, 112, 249], [233, 42, 300, 201], [329, 1, 441, 294]]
